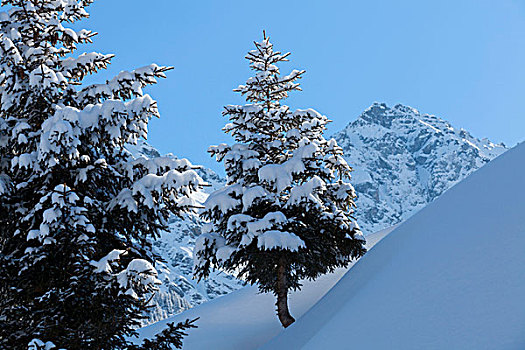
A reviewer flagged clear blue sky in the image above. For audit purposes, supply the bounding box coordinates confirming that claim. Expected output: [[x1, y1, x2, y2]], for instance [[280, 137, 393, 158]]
[[79, 0, 525, 172]]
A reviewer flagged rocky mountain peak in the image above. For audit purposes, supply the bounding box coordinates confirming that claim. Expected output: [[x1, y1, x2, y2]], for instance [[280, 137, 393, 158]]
[[357, 102, 419, 128], [334, 102, 506, 234]]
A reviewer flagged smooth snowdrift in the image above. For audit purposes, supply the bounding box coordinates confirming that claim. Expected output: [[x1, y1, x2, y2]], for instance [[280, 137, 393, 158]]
[[264, 142, 525, 350], [131, 227, 395, 349]]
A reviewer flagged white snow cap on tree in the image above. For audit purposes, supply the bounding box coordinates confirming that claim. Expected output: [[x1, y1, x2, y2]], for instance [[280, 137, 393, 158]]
[[27, 339, 57, 350], [193, 33, 366, 322]]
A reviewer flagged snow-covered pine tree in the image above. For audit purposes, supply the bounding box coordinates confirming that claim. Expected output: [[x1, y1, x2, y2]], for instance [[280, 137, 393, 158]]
[[0, 1, 202, 348], [193, 32, 367, 328]]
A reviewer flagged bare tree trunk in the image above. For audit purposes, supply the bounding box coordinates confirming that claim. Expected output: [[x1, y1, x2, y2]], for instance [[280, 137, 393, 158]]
[[276, 259, 295, 328]]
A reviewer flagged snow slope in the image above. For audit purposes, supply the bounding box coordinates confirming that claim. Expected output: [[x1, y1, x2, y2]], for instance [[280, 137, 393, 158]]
[[264, 141, 525, 350], [130, 226, 396, 349]]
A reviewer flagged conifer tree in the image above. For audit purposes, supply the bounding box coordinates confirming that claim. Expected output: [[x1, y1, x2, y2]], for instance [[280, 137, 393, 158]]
[[0, 1, 201, 348], [193, 32, 366, 328]]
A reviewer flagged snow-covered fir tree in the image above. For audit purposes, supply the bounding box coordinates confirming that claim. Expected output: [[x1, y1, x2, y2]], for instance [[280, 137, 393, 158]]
[[193, 32, 366, 328], [0, 1, 201, 348]]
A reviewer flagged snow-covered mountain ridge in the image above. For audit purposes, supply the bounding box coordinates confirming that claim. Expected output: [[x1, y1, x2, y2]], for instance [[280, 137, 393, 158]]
[[130, 102, 506, 323], [125, 141, 244, 324], [334, 102, 506, 233], [131, 130, 524, 350]]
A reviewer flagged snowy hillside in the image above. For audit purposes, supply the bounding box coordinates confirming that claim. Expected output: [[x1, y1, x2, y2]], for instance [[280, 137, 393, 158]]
[[265, 141, 525, 349], [130, 226, 396, 349], [135, 141, 524, 349], [126, 141, 244, 324], [334, 102, 507, 233]]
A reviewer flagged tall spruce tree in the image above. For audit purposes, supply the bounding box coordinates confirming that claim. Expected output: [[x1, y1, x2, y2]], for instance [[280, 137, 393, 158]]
[[0, 1, 201, 348], [193, 33, 367, 328]]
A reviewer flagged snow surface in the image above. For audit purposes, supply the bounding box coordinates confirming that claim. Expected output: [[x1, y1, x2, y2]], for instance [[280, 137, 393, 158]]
[[265, 141, 525, 349], [130, 226, 395, 349]]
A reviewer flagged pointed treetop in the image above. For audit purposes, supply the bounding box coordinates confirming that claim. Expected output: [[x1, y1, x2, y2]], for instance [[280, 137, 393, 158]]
[[235, 32, 305, 108]]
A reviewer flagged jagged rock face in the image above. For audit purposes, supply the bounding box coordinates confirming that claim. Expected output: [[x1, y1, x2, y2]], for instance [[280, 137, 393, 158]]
[[126, 141, 244, 325], [333, 102, 507, 234]]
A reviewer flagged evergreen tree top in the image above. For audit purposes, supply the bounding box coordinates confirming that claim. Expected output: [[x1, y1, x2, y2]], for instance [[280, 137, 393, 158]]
[[0, 0, 172, 117], [234, 31, 304, 109]]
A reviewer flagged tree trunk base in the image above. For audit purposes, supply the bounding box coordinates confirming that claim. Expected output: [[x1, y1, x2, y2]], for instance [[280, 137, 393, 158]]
[[276, 259, 295, 328], [277, 308, 295, 328]]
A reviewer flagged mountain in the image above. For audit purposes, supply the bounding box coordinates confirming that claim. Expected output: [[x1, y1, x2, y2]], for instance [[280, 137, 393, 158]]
[[130, 102, 507, 324], [265, 142, 525, 350], [333, 102, 507, 234], [125, 141, 244, 324], [132, 140, 524, 350]]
